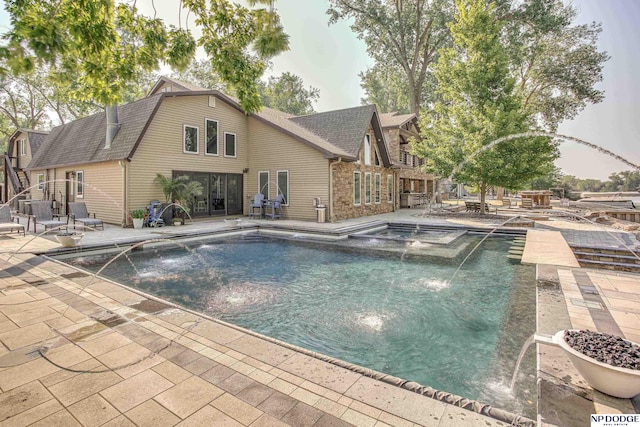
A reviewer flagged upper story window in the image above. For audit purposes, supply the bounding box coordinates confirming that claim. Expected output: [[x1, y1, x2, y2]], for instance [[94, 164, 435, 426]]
[[183, 125, 199, 154], [364, 134, 371, 165], [374, 150, 380, 166], [19, 139, 26, 156], [224, 132, 236, 158], [205, 119, 218, 155], [76, 171, 84, 198]]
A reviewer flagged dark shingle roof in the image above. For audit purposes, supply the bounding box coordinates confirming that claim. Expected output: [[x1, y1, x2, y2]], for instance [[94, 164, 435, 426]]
[[28, 94, 164, 170], [27, 130, 47, 155], [288, 105, 377, 158]]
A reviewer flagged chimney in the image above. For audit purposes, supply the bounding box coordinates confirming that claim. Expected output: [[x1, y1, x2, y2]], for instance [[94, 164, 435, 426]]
[[105, 104, 120, 149]]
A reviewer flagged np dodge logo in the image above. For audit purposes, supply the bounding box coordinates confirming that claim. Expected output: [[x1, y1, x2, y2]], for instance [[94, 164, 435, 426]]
[[591, 414, 640, 427]]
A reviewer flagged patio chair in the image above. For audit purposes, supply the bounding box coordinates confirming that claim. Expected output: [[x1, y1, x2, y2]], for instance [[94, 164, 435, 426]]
[[68, 202, 104, 230], [30, 201, 67, 234], [0, 205, 25, 236], [265, 194, 284, 220], [249, 194, 264, 219]]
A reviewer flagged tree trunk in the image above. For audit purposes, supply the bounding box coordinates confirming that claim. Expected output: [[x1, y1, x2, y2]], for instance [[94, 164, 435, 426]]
[[479, 182, 487, 214]]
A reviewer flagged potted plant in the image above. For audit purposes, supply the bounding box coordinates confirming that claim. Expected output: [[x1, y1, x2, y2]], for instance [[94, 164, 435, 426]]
[[155, 174, 202, 225], [554, 329, 640, 398], [55, 231, 84, 248], [131, 209, 146, 229]]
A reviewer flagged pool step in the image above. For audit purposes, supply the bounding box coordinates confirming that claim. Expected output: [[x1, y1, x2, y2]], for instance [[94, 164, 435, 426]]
[[570, 246, 640, 273]]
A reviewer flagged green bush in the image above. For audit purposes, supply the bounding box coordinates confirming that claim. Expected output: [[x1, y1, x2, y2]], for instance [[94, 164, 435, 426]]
[[131, 209, 146, 219]]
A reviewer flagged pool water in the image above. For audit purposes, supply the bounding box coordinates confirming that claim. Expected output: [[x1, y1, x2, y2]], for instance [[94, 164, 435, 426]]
[[64, 234, 535, 414]]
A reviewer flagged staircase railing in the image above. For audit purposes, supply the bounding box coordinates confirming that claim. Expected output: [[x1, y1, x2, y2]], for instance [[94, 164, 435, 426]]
[[3, 153, 21, 194]]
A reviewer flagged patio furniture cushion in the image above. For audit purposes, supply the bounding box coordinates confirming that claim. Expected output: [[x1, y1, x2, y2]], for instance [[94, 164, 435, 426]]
[[0, 206, 25, 236], [30, 201, 67, 233], [68, 202, 104, 230]]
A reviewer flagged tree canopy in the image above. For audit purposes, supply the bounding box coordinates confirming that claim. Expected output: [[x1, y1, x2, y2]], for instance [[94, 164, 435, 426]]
[[500, 0, 609, 130], [413, 0, 558, 211], [258, 72, 319, 115], [328, 0, 452, 114], [1, 0, 289, 113]]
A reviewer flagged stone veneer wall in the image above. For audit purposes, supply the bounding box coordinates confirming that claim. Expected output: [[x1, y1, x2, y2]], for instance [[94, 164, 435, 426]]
[[332, 161, 395, 221], [385, 128, 401, 162]]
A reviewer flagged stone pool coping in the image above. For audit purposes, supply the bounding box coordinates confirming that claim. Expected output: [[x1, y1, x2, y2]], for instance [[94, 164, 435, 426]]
[[0, 248, 524, 427]]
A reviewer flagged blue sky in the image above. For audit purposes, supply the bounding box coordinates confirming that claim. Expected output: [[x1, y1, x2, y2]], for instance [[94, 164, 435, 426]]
[[1, 0, 638, 180]]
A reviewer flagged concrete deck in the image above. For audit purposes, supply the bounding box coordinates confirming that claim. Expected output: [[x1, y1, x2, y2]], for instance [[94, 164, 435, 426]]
[[1, 207, 639, 426]]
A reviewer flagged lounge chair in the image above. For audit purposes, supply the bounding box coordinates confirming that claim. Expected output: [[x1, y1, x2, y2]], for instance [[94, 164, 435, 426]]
[[249, 194, 264, 219], [29, 201, 67, 233], [68, 202, 104, 230], [0, 205, 25, 236], [265, 194, 284, 220]]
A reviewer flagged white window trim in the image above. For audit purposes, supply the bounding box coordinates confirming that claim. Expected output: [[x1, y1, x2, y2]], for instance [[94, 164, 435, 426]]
[[364, 135, 371, 166], [258, 171, 270, 199], [20, 139, 26, 156], [365, 172, 372, 205], [37, 173, 44, 190], [387, 175, 394, 203], [224, 132, 237, 158], [374, 173, 381, 204], [183, 124, 199, 154], [353, 171, 361, 206], [204, 118, 219, 156], [276, 170, 290, 206], [76, 170, 84, 198]]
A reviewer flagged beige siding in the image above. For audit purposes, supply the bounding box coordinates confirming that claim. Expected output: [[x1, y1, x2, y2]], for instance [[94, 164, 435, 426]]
[[29, 162, 124, 225], [128, 95, 249, 213], [248, 118, 329, 221]]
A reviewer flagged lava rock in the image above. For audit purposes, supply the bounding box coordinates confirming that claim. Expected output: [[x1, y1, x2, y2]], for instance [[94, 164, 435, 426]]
[[564, 330, 640, 370]]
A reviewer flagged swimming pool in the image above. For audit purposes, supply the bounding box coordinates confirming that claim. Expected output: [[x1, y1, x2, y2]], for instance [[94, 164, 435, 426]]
[[61, 232, 535, 415]]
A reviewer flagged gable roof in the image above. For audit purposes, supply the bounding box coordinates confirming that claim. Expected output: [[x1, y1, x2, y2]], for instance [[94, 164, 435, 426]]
[[288, 105, 391, 166], [147, 76, 209, 96], [7, 128, 49, 158], [28, 94, 164, 170], [379, 112, 416, 128]]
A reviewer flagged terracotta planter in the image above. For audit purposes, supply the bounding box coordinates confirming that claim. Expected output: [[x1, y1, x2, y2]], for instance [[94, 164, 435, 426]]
[[555, 330, 640, 398]]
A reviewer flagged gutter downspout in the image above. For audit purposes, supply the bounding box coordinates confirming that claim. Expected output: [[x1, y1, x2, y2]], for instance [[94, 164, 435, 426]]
[[119, 160, 127, 226], [329, 157, 342, 222]]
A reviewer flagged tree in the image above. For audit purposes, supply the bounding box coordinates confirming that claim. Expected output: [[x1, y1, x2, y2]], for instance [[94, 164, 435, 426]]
[[527, 166, 562, 191], [0, 65, 102, 137], [171, 59, 231, 93], [258, 72, 319, 115], [359, 62, 413, 114], [1, 0, 289, 113], [328, 0, 453, 113], [413, 0, 558, 213], [501, 0, 609, 130]]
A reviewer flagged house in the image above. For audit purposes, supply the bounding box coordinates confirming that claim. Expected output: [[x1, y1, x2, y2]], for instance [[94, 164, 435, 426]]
[[379, 112, 436, 208], [25, 77, 402, 225], [3, 128, 48, 206]]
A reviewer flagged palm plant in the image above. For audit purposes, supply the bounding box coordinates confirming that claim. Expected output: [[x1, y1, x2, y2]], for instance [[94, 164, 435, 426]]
[[155, 173, 203, 220]]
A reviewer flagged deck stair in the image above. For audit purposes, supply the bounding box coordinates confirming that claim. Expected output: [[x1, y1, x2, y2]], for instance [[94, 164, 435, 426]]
[[571, 245, 640, 273]]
